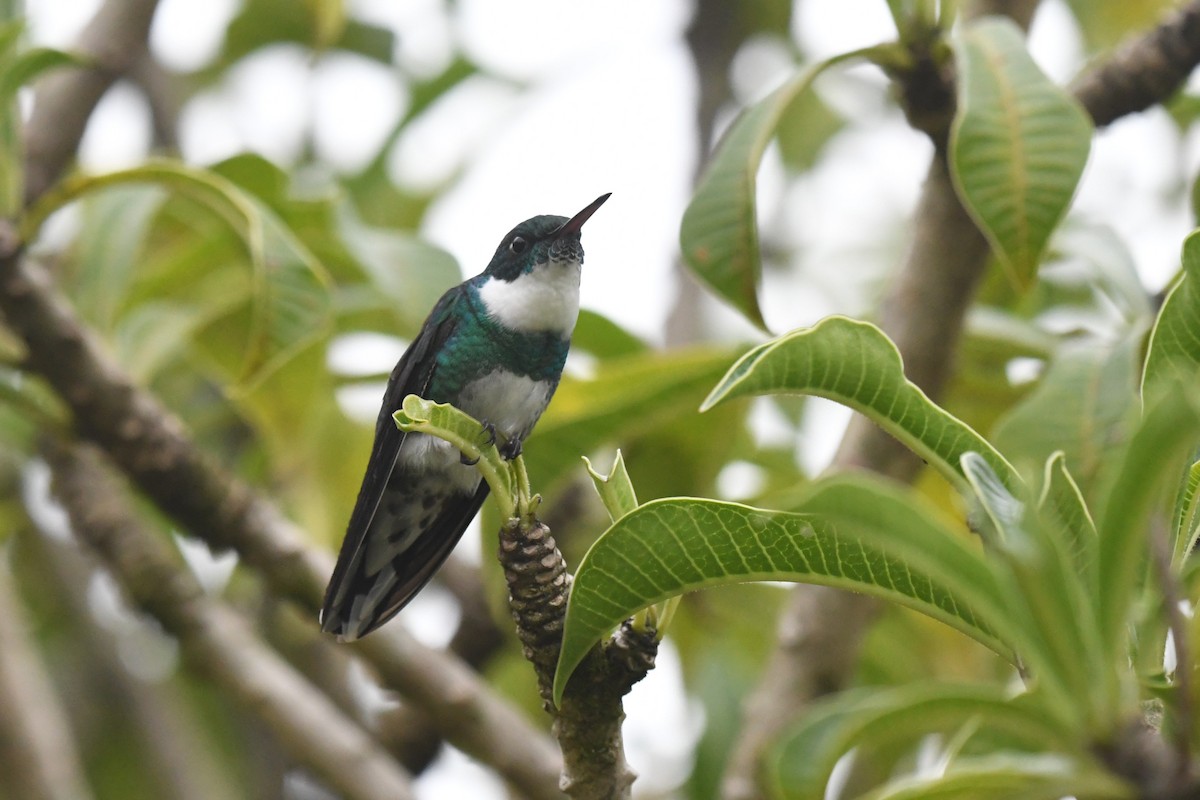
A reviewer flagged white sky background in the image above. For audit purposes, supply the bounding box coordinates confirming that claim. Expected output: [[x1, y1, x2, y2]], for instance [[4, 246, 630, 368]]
[[25, 1, 1200, 797]]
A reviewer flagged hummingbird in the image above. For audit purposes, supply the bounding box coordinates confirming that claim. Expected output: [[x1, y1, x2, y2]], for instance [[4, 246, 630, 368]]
[[321, 193, 611, 641]]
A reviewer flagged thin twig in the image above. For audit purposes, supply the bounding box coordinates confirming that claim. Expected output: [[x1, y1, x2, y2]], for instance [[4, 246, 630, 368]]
[[23, 0, 162, 205], [1073, 0, 1200, 128]]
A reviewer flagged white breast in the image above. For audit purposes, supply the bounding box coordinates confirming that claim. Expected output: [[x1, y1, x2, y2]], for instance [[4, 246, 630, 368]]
[[456, 370, 552, 440], [476, 260, 581, 336]]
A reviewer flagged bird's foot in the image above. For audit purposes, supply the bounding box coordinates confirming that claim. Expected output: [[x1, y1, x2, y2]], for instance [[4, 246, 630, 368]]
[[479, 421, 498, 448], [462, 421, 499, 465], [499, 436, 523, 460]]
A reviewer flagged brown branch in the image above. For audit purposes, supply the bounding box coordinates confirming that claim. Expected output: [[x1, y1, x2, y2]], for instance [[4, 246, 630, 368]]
[[723, 0, 1200, 794], [441, 556, 507, 667], [265, 601, 444, 776], [6, 0, 567, 794], [499, 518, 656, 799], [23, 0, 163, 205], [0, 558, 95, 800], [127, 50, 183, 152], [0, 236, 564, 800], [26, 527, 242, 800], [45, 440, 416, 800], [1073, 0, 1200, 128]]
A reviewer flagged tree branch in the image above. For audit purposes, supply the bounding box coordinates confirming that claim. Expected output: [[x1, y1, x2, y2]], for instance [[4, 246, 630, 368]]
[[0, 557, 95, 800], [498, 518, 656, 800], [23, 0, 163, 204], [724, 0, 1200, 794], [1073, 0, 1200, 128], [6, 0, 568, 795], [45, 440, 417, 800], [26, 527, 242, 800], [0, 235, 564, 799]]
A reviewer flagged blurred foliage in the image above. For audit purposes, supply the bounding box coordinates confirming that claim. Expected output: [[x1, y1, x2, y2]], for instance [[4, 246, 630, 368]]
[[2, 0, 1199, 798]]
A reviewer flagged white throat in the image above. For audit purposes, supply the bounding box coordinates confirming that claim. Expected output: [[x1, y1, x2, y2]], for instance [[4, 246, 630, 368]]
[[477, 260, 581, 335]]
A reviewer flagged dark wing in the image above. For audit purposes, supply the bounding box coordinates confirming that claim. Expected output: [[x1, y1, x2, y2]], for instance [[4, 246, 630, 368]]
[[336, 478, 490, 640], [320, 285, 474, 638]]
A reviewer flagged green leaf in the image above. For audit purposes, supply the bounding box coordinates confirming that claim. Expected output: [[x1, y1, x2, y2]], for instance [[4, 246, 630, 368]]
[[25, 160, 334, 385], [1096, 390, 1200, 657], [962, 453, 1113, 731], [769, 683, 1077, 800], [775, 84, 843, 171], [1170, 460, 1200, 566], [583, 451, 638, 522], [68, 185, 166, 331], [950, 17, 1092, 290], [392, 395, 516, 519], [701, 316, 1019, 492], [571, 310, 647, 359], [214, 0, 393, 74], [0, 46, 77, 101], [553, 475, 1016, 705], [113, 301, 208, 383], [1143, 229, 1200, 395], [991, 338, 1139, 498], [337, 206, 461, 330], [1037, 451, 1097, 583], [855, 754, 1132, 800], [680, 60, 835, 330]]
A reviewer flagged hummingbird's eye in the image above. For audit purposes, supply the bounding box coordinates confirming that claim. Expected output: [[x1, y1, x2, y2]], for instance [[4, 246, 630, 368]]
[[508, 236, 528, 255]]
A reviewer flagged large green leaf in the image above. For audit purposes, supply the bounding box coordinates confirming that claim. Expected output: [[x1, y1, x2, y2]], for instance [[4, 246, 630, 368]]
[[25, 161, 334, 385], [553, 475, 1017, 704], [1143, 229, 1200, 394], [961, 453, 1115, 731], [701, 316, 1018, 492], [210, 0, 394, 77], [68, 185, 167, 331], [680, 62, 831, 330], [950, 17, 1092, 290], [1095, 390, 1200, 657], [769, 683, 1078, 800], [991, 338, 1139, 499], [855, 754, 1131, 800]]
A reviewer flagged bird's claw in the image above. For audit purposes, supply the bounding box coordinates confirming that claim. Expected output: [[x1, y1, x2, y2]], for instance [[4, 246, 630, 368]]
[[462, 421, 498, 465], [499, 437, 523, 460], [478, 421, 498, 447]]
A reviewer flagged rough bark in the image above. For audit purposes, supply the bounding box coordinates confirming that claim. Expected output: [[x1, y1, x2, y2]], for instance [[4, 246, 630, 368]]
[[46, 441, 416, 800], [499, 518, 656, 799]]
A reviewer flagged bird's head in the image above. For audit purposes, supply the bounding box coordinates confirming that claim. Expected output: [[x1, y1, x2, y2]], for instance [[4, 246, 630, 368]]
[[482, 193, 610, 281]]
